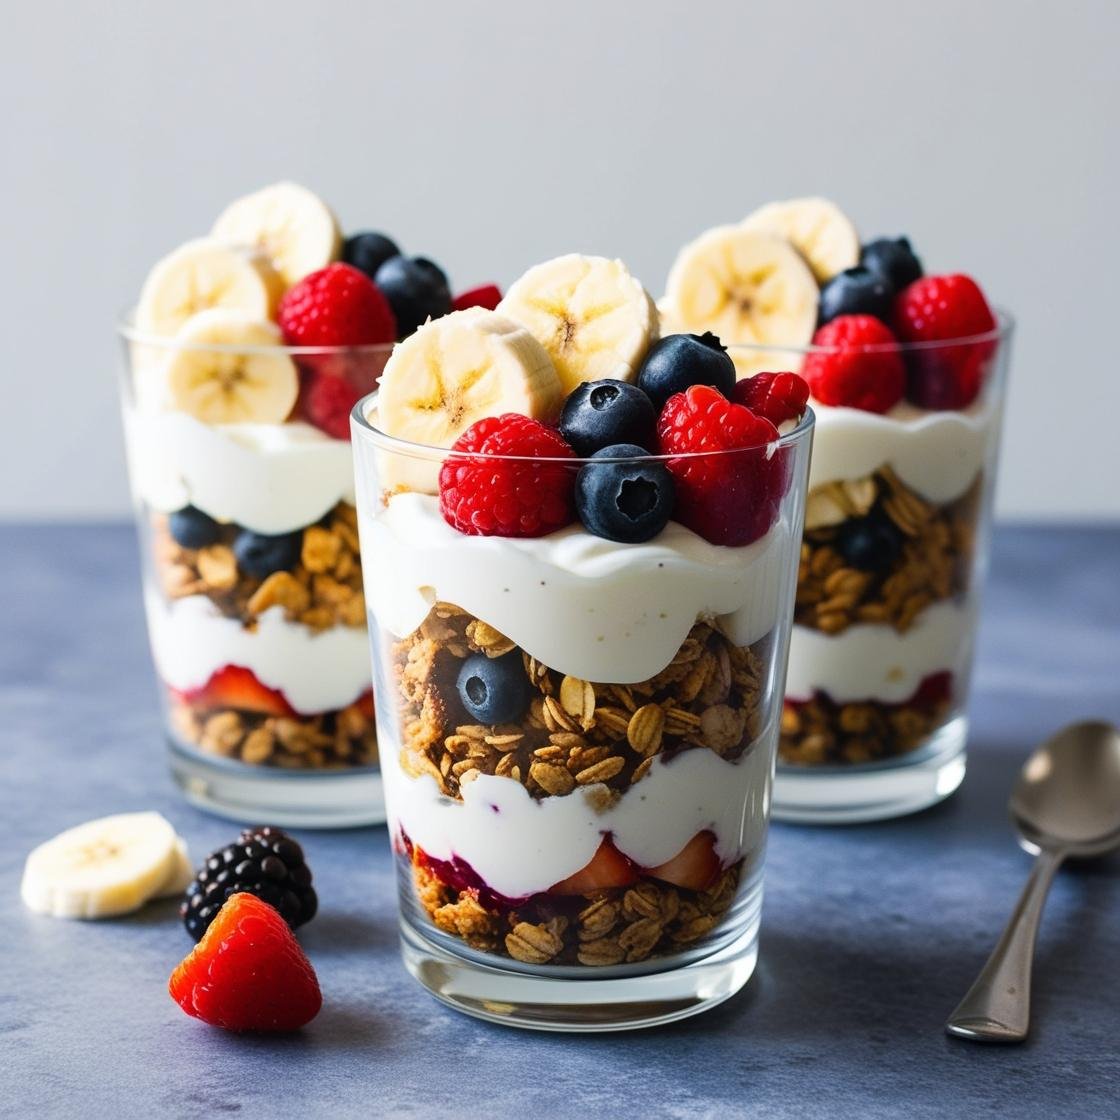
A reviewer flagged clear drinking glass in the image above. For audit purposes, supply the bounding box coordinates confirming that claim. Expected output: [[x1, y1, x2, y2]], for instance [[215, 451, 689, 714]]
[[728, 313, 1014, 823], [351, 396, 813, 1030], [117, 321, 391, 826]]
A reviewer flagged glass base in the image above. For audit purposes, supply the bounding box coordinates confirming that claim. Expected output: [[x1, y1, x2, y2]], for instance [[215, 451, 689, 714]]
[[167, 738, 385, 828], [398, 905, 760, 1033], [771, 715, 968, 824]]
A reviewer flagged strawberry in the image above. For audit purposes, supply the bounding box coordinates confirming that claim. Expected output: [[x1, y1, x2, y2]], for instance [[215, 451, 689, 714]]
[[549, 838, 637, 895], [452, 284, 502, 312], [645, 831, 721, 891], [169, 893, 322, 1032], [173, 665, 295, 718]]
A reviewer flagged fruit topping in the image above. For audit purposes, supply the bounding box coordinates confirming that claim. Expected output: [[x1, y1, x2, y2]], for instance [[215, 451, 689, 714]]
[[438, 414, 576, 537], [646, 830, 721, 891], [278, 262, 396, 350], [175, 665, 296, 719], [169, 892, 322, 1032], [574, 444, 675, 543], [801, 314, 905, 414], [548, 838, 638, 895], [374, 255, 453, 339], [180, 825, 317, 942], [559, 379, 657, 456], [452, 284, 503, 312], [818, 266, 893, 327], [635, 332, 736, 409], [730, 371, 810, 428], [860, 236, 923, 290], [341, 231, 401, 280], [232, 528, 303, 578], [168, 505, 223, 550], [740, 196, 860, 283], [300, 370, 362, 441], [894, 274, 997, 409], [836, 513, 904, 573], [656, 385, 781, 546], [456, 651, 532, 725]]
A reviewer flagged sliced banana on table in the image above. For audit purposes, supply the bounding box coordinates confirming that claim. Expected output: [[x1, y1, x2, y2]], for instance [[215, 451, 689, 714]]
[[21, 811, 186, 919], [212, 181, 341, 289], [740, 196, 859, 284], [376, 307, 564, 493], [134, 237, 284, 338], [664, 226, 819, 350], [152, 837, 195, 900], [163, 308, 299, 425], [497, 254, 658, 395]]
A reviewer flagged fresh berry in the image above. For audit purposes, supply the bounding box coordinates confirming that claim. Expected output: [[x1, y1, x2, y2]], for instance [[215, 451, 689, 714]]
[[913, 670, 953, 708], [837, 514, 903, 573], [452, 284, 503, 312], [801, 315, 905, 413], [301, 372, 361, 440], [438, 414, 576, 537], [861, 236, 923, 290], [549, 838, 637, 895], [375, 255, 452, 338], [341, 231, 401, 280], [456, 651, 531, 725], [169, 506, 222, 550], [656, 385, 780, 546], [181, 826, 317, 943], [646, 831, 720, 891], [169, 892, 321, 1032], [894, 274, 997, 409], [636, 332, 736, 409], [173, 665, 295, 718], [818, 266, 893, 327], [730, 372, 809, 428], [233, 528, 303, 578], [574, 444, 674, 543], [277, 262, 396, 348], [559, 379, 657, 456]]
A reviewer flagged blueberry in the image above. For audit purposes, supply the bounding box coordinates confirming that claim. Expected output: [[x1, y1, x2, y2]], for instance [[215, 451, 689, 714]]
[[342, 231, 401, 280], [575, 444, 675, 544], [837, 515, 902, 573], [818, 267, 894, 326], [233, 528, 303, 578], [374, 255, 452, 338], [456, 651, 530, 725], [169, 506, 222, 549], [559, 379, 657, 456], [860, 237, 923, 291], [636, 332, 736, 409]]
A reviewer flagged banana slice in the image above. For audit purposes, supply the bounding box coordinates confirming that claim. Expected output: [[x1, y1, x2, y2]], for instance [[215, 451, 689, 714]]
[[497, 254, 658, 395], [212, 181, 341, 288], [164, 308, 299, 425], [664, 226, 819, 348], [377, 307, 564, 493], [740, 197, 859, 283], [152, 837, 194, 899], [135, 237, 284, 338], [21, 811, 182, 919]]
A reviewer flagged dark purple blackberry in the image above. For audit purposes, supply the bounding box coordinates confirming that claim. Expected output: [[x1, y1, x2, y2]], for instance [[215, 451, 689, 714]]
[[180, 825, 317, 942]]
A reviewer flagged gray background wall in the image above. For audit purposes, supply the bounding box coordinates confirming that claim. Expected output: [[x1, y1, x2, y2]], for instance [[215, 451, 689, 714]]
[[4, 0, 1117, 520]]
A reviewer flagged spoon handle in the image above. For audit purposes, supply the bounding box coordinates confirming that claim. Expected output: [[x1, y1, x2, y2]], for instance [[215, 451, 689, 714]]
[[946, 846, 1064, 1042]]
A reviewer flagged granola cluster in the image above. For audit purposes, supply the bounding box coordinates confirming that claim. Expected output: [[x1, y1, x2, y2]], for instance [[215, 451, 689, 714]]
[[413, 851, 743, 966], [170, 694, 378, 769], [391, 604, 765, 802]]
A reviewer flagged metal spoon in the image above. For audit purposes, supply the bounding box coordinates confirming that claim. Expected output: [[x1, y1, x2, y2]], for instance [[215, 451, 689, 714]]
[[946, 720, 1120, 1043]]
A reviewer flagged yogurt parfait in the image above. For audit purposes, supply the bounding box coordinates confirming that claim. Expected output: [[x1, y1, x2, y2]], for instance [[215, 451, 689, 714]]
[[352, 254, 813, 1028]]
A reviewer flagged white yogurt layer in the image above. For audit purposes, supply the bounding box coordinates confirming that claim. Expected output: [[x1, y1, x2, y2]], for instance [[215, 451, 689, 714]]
[[809, 393, 1001, 503], [144, 590, 371, 714], [361, 493, 794, 683], [785, 598, 976, 704], [124, 407, 355, 534], [384, 732, 774, 899]]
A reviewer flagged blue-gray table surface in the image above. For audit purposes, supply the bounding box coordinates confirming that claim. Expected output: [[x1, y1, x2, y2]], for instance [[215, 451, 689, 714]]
[[1, 523, 1118, 1120]]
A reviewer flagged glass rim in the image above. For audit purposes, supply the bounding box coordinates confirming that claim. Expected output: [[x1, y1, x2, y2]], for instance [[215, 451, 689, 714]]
[[116, 308, 395, 358], [350, 392, 815, 465], [723, 306, 1014, 357]]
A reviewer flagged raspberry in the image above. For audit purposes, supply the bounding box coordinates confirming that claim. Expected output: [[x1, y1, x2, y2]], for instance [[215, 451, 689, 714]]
[[730, 372, 810, 427], [168, 893, 321, 1032], [301, 372, 362, 440], [656, 385, 781, 546], [452, 284, 503, 312], [439, 415, 576, 537], [893, 274, 996, 409], [278, 262, 396, 348], [801, 315, 905, 414]]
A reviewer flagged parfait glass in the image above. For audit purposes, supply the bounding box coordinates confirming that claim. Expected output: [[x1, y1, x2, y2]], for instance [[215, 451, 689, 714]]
[[728, 313, 1014, 822], [117, 320, 390, 826], [351, 395, 813, 1030]]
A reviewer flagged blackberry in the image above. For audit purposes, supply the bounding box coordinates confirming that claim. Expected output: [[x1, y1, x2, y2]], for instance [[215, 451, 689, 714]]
[[180, 825, 317, 942]]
